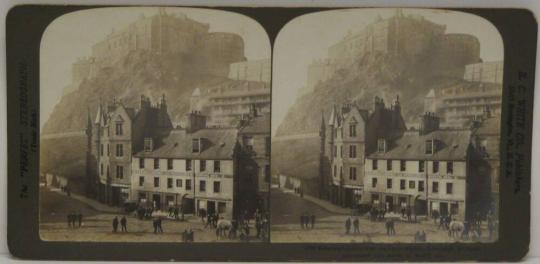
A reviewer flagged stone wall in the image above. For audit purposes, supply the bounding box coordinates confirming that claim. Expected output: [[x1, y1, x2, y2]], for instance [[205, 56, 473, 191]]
[[228, 59, 271, 83]]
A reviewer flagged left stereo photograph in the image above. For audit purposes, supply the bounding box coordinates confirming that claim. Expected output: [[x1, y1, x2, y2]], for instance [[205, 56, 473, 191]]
[[39, 6, 271, 242]]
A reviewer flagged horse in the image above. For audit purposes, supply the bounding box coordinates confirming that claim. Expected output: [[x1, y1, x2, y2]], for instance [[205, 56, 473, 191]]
[[216, 219, 232, 239], [448, 220, 465, 238]]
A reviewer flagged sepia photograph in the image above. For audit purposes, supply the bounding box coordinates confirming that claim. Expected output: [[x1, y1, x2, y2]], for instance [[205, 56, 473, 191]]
[[271, 8, 503, 243], [39, 7, 271, 243]]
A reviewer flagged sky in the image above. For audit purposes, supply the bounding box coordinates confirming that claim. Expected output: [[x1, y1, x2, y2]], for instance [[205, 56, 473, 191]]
[[40, 7, 270, 129], [271, 8, 504, 136]]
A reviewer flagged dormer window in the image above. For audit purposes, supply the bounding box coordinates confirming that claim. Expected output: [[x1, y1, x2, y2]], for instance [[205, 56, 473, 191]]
[[377, 139, 386, 153], [115, 123, 123, 136], [425, 140, 434, 154], [144, 138, 153, 152], [192, 138, 200, 153], [349, 123, 357, 137]]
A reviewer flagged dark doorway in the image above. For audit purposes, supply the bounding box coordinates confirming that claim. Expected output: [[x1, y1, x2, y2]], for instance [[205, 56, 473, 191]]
[[152, 194, 161, 209], [207, 201, 216, 215], [440, 202, 449, 216], [385, 196, 394, 212], [415, 199, 427, 215]]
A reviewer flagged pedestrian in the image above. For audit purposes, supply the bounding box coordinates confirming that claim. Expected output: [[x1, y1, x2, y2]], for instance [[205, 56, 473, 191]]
[[406, 206, 412, 222], [386, 219, 395, 235], [67, 214, 72, 228], [120, 216, 127, 232], [300, 214, 305, 229], [77, 212, 83, 227], [174, 207, 179, 220], [353, 217, 360, 234], [112, 216, 119, 233], [310, 214, 316, 229], [438, 215, 445, 230], [153, 218, 158, 233], [256, 217, 262, 238], [345, 217, 351, 234], [157, 217, 163, 233], [432, 210, 440, 224]]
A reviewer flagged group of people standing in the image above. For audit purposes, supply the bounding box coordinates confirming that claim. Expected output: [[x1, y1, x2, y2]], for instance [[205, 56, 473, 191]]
[[344, 216, 361, 234], [67, 212, 83, 228], [300, 212, 316, 229], [112, 216, 128, 232]]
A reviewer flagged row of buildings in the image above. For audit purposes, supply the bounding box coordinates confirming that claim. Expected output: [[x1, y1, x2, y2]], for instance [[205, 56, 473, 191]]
[[86, 94, 270, 219], [313, 95, 498, 220]]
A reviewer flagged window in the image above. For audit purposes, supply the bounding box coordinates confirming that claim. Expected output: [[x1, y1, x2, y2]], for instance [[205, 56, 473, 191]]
[[115, 123, 123, 135], [400, 179, 406, 190], [432, 182, 439, 193], [349, 167, 357, 180], [447, 162, 454, 174], [243, 136, 254, 151], [199, 180, 206, 192], [372, 159, 378, 170], [264, 165, 270, 183], [185, 179, 192, 190], [167, 159, 173, 170], [419, 181, 425, 192], [446, 183, 453, 194], [100, 144, 104, 156], [154, 177, 159, 187], [192, 138, 200, 153], [176, 179, 182, 188], [419, 161, 425, 173], [387, 160, 393, 171], [116, 165, 124, 179], [144, 138, 153, 152], [349, 145, 357, 158], [154, 158, 159, 169], [425, 140, 434, 154], [387, 179, 393, 189], [139, 158, 145, 169], [372, 178, 377, 188], [349, 124, 357, 137], [214, 181, 221, 193], [186, 159, 192, 171], [200, 160, 206, 171], [167, 178, 173, 188], [400, 160, 406, 171], [265, 137, 271, 156], [116, 144, 123, 157], [409, 180, 415, 189], [139, 176, 144, 187], [107, 144, 110, 156], [433, 161, 439, 173], [377, 139, 386, 153], [214, 161, 221, 173], [333, 146, 337, 157]]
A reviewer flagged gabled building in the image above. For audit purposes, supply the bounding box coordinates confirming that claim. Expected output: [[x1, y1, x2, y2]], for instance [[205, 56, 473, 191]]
[[88, 95, 172, 206], [321, 96, 406, 208]]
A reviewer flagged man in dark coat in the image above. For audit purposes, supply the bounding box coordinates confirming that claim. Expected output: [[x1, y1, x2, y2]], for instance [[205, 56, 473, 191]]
[[353, 217, 360, 234], [112, 216, 119, 233], [77, 213, 83, 227], [310, 214, 316, 229], [120, 216, 127, 232], [345, 217, 351, 234]]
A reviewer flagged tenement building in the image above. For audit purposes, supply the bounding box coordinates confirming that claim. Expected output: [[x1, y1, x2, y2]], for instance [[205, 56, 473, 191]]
[[88, 95, 172, 206], [363, 112, 491, 220], [321, 96, 406, 208], [129, 107, 265, 219], [424, 61, 503, 128]]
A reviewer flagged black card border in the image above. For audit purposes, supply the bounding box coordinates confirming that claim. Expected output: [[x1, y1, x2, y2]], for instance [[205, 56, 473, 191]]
[[6, 5, 536, 261]]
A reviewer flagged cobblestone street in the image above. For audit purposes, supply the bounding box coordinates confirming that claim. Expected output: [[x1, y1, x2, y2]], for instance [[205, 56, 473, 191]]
[[40, 188, 264, 243], [271, 188, 496, 243]]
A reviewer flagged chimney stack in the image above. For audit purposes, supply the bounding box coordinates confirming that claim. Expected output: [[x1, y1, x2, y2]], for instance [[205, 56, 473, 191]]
[[420, 112, 440, 135]]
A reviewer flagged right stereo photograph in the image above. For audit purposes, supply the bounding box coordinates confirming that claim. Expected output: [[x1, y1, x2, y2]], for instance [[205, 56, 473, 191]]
[[271, 8, 503, 243]]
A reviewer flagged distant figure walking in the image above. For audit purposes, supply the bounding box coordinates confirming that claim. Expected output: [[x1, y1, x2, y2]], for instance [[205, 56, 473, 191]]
[[353, 217, 360, 234], [77, 213, 83, 227], [300, 214, 305, 229], [67, 214, 72, 228], [120, 216, 127, 232], [157, 217, 163, 233], [310, 214, 316, 229], [112, 217, 119, 233], [345, 217, 352, 234]]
